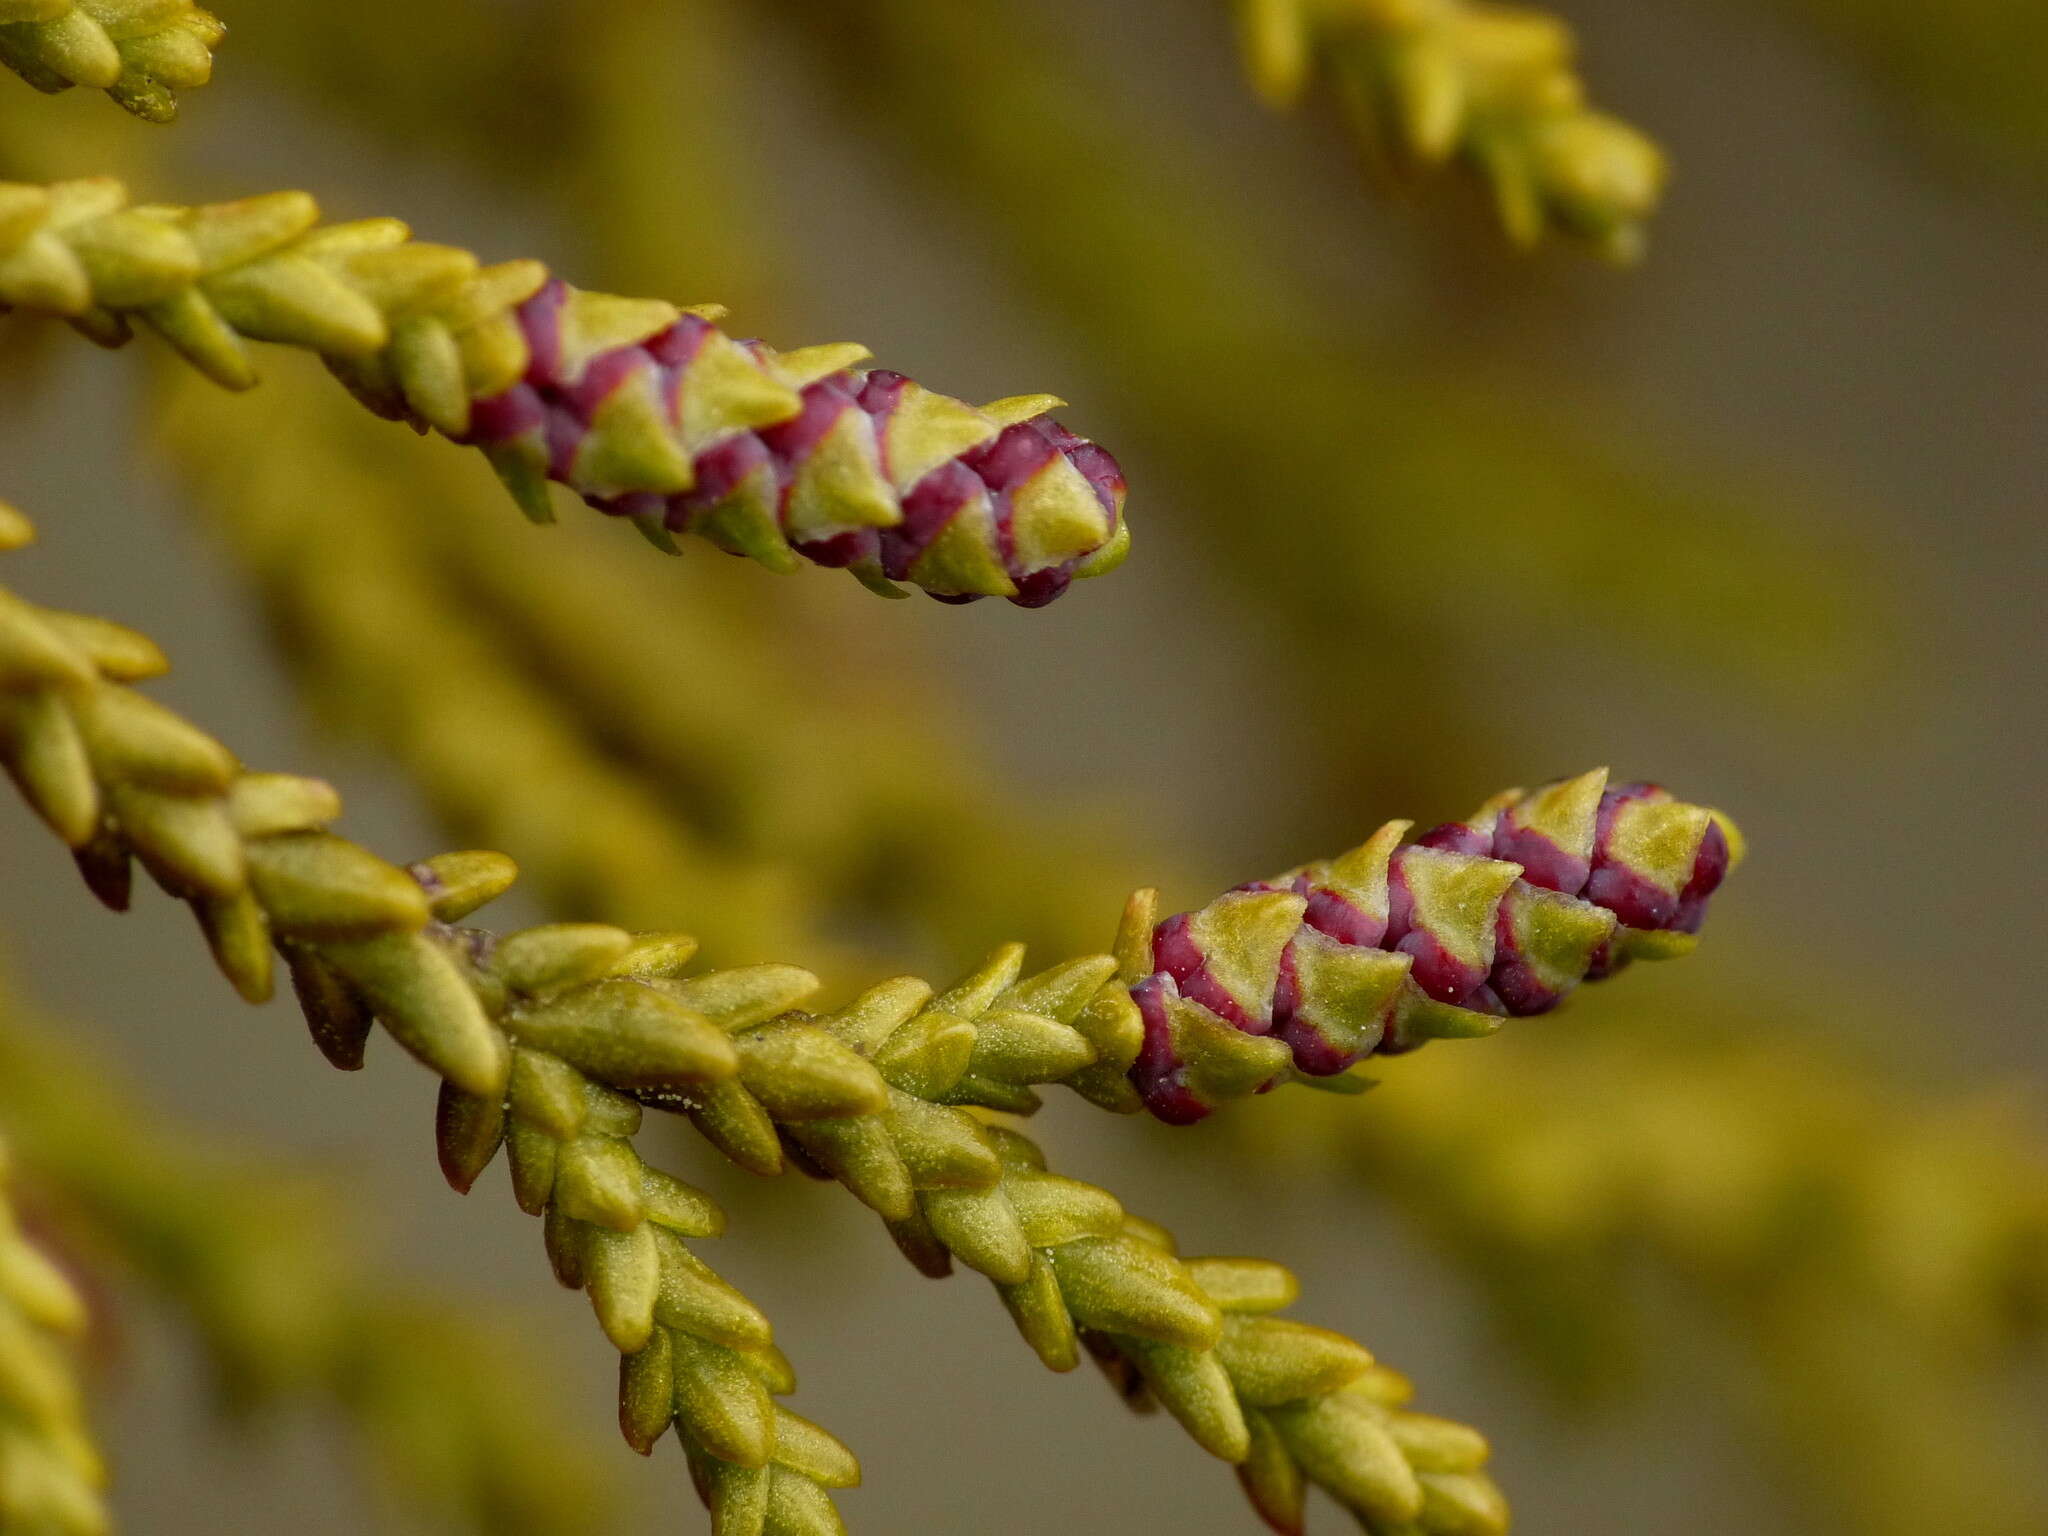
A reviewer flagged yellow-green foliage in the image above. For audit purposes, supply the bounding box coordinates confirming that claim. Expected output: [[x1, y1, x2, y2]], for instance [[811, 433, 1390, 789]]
[[0, 1, 220, 121], [1306, 1006, 2048, 1535], [158, 364, 1140, 975], [0, 522, 1501, 1531], [1235, 0, 1666, 257], [0, 175, 1127, 604], [0, 521, 869, 1529], [759, 0, 1887, 800], [0, 4, 2034, 1535], [0, 1128, 104, 1536]]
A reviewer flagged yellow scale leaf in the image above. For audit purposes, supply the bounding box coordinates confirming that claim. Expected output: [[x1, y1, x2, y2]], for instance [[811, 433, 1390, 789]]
[[555, 289, 680, 380], [1500, 884, 1615, 992], [882, 381, 996, 492], [1289, 929, 1411, 1047], [1501, 766, 1606, 855], [1395, 847, 1522, 969], [1321, 819, 1411, 911], [907, 498, 1014, 598], [1187, 889, 1307, 1020], [1007, 451, 1111, 571], [1607, 799, 1713, 897], [1169, 994, 1293, 1102], [675, 329, 803, 456], [572, 367, 695, 498], [691, 462, 800, 574], [781, 404, 899, 541]]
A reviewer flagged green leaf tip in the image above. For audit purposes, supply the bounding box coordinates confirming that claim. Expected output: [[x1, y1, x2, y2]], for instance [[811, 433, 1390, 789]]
[[0, 1, 224, 122]]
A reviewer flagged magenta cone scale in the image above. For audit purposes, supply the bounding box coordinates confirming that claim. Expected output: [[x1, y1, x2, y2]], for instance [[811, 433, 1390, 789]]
[[452, 280, 1129, 607], [1122, 771, 1740, 1123]]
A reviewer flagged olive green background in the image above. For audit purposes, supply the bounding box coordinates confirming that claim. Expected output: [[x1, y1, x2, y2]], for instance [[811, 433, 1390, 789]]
[[1, 0, 2043, 1531]]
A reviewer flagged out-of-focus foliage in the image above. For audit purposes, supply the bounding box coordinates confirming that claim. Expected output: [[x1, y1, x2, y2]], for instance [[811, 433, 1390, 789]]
[[1233, 0, 1667, 259], [0, 984, 619, 1536], [159, 368, 835, 970], [761, 0, 1889, 802], [0, 1121, 104, 1536], [1275, 986, 2048, 1535], [161, 360, 1141, 975]]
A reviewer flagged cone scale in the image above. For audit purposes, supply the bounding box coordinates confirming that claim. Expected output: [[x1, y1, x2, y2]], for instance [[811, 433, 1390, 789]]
[[1122, 770, 1740, 1123], [458, 280, 1129, 607]]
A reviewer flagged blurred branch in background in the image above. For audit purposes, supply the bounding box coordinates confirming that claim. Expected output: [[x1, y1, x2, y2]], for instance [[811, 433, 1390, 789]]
[[0, 1121, 105, 1536], [231, 0, 1882, 821], [1765, 0, 2048, 194], [0, 977, 620, 1535], [219, 0, 779, 310], [156, 367, 838, 971], [544, 0, 784, 315], [1285, 980, 2048, 1535], [161, 357, 1144, 976], [202, 0, 579, 175], [151, 329, 1146, 974], [1233, 0, 1667, 259], [759, 0, 1889, 815], [136, 0, 1153, 976]]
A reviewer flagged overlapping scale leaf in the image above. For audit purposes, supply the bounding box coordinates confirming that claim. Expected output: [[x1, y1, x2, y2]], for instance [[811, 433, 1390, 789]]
[[0, 177, 1129, 604], [426, 930, 857, 1526], [0, 1, 222, 121], [893, 1123, 1503, 1535], [593, 943, 1497, 1532], [761, 950, 1122, 1228]]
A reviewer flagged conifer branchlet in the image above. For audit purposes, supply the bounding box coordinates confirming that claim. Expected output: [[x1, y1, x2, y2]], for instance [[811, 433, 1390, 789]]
[[0, 178, 1129, 605], [0, 506, 859, 1533], [931, 1124, 1506, 1536], [1114, 769, 1741, 1122], [2, 493, 1738, 1136], [0, 1131, 104, 1536], [1234, 0, 1665, 258], [0, 1, 220, 121], [1, 510, 1501, 1531]]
